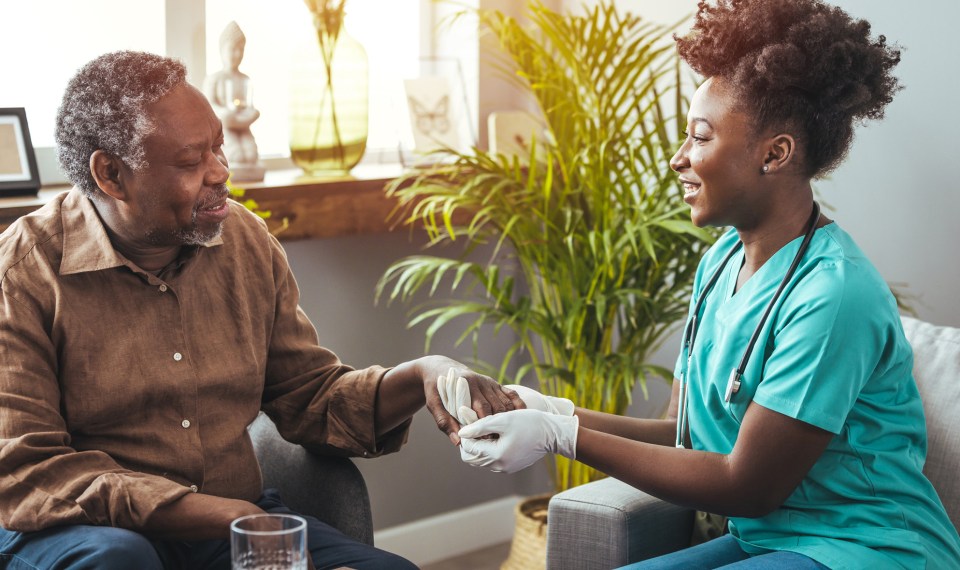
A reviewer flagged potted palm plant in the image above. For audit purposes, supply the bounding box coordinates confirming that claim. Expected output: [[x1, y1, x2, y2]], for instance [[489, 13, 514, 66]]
[[378, 2, 713, 564], [377, 0, 710, 495]]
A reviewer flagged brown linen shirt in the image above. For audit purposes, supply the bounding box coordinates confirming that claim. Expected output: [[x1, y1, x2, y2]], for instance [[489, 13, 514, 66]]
[[0, 189, 409, 532]]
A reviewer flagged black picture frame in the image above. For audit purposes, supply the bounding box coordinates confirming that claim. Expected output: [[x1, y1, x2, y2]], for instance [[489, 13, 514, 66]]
[[0, 107, 41, 197]]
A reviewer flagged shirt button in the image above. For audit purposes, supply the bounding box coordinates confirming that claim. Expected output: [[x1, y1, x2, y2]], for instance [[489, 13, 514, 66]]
[[173, 352, 183, 361], [181, 419, 191, 428], [189, 484, 199, 492], [159, 284, 168, 293]]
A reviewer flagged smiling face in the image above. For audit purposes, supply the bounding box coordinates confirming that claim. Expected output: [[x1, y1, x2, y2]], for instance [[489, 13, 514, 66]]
[[117, 83, 231, 247], [670, 78, 770, 229]]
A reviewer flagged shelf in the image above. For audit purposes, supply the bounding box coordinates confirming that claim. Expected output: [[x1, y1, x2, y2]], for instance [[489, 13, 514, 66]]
[[0, 190, 60, 234], [0, 164, 409, 241]]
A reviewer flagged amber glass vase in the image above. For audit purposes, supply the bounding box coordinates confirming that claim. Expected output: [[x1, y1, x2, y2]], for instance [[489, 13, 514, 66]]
[[289, 9, 368, 175]]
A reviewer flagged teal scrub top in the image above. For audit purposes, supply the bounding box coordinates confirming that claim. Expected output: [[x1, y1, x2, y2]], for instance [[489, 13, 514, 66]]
[[675, 224, 960, 569]]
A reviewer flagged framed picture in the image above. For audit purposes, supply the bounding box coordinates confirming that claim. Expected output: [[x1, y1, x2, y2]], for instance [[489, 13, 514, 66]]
[[395, 57, 477, 168], [0, 108, 41, 197]]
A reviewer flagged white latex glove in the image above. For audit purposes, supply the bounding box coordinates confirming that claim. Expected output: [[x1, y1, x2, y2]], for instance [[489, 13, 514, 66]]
[[438, 372, 575, 425], [501, 384, 575, 417], [458, 409, 579, 473], [437, 368, 480, 426]]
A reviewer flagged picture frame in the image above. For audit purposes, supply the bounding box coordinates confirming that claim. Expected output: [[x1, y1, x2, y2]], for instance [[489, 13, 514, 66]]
[[0, 108, 41, 197], [395, 57, 477, 168]]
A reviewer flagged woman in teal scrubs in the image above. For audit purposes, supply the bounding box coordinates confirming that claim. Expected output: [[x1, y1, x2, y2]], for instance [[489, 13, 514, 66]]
[[455, 0, 960, 567]]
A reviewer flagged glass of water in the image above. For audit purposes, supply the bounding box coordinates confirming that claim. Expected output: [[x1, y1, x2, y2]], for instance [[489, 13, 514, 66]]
[[230, 513, 308, 570]]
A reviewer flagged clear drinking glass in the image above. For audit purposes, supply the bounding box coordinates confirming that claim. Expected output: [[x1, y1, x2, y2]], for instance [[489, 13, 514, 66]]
[[230, 513, 308, 570]]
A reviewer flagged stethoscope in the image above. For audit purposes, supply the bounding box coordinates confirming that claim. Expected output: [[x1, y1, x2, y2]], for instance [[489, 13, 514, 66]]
[[675, 202, 822, 449]]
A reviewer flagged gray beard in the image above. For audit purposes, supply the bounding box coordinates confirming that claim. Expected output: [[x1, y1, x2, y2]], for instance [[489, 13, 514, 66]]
[[143, 210, 224, 246], [173, 219, 224, 245], [141, 183, 229, 246]]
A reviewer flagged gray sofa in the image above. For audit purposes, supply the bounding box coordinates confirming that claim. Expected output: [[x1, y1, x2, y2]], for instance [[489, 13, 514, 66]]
[[546, 316, 960, 569], [249, 413, 373, 545]]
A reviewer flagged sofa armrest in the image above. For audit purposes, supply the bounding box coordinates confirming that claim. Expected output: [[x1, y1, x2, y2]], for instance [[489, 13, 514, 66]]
[[546, 477, 695, 570], [249, 414, 374, 545]]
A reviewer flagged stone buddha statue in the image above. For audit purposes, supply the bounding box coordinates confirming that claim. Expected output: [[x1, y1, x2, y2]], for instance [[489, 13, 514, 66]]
[[203, 21, 265, 182]]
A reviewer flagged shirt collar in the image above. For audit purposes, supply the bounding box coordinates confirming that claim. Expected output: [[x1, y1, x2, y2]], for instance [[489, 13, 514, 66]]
[[58, 188, 225, 276]]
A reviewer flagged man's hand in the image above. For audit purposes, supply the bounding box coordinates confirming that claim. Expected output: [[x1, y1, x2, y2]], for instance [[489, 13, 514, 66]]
[[437, 377, 574, 426], [420, 357, 524, 445], [376, 356, 523, 445], [458, 409, 579, 473]]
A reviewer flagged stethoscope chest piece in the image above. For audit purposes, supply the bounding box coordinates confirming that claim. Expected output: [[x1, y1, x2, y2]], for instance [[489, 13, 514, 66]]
[[724, 369, 742, 402]]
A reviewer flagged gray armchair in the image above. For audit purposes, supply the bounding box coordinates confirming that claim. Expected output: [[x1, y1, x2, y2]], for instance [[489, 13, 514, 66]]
[[546, 316, 960, 569], [249, 413, 373, 545]]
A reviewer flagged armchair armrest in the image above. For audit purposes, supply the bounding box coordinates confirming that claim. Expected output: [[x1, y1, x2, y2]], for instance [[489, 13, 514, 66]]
[[249, 414, 374, 545], [547, 477, 694, 570]]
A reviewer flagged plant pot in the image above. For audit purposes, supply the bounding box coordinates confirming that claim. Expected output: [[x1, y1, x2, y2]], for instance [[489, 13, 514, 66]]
[[500, 493, 552, 570]]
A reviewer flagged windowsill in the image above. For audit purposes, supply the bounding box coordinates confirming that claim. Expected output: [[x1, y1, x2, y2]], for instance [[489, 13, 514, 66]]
[[0, 164, 410, 241]]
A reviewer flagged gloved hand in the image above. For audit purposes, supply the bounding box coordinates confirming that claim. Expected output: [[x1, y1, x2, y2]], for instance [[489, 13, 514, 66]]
[[501, 384, 575, 417], [437, 368, 574, 427], [458, 409, 579, 473], [437, 368, 480, 426]]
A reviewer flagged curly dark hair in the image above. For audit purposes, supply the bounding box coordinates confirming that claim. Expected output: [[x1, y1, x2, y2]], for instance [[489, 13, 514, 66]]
[[675, 0, 901, 178], [55, 51, 187, 197]]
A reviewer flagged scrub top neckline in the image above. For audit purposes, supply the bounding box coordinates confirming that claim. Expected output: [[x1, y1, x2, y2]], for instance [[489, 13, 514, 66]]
[[723, 225, 831, 302]]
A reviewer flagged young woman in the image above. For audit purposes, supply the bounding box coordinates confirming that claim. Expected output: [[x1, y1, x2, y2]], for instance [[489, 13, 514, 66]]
[[453, 0, 960, 567]]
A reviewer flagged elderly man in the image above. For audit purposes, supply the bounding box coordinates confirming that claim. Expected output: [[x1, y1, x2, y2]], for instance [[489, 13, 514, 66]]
[[0, 51, 520, 569]]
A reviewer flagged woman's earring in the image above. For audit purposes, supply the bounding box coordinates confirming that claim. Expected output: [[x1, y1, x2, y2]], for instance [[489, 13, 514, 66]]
[[761, 164, 770, 174]]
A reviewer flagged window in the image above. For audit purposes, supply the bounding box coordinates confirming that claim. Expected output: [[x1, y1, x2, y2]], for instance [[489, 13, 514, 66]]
[[1, 1, 166, 149], [204, 0, 422, 161], [1, 0, 479, 184]]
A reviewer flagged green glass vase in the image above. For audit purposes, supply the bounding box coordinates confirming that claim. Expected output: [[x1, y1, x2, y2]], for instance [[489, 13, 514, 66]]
[[289, 11, 368, 175]]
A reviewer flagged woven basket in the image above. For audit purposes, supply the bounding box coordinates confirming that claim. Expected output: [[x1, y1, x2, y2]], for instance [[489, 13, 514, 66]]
[[500, 493, 553, 570]]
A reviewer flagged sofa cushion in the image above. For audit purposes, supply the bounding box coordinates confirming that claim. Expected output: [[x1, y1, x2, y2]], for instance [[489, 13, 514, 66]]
[[901, 316, 960, 530]]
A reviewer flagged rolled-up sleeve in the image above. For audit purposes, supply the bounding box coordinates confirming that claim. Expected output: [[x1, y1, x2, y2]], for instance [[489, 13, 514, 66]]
[[0, 286, 192, 532]]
